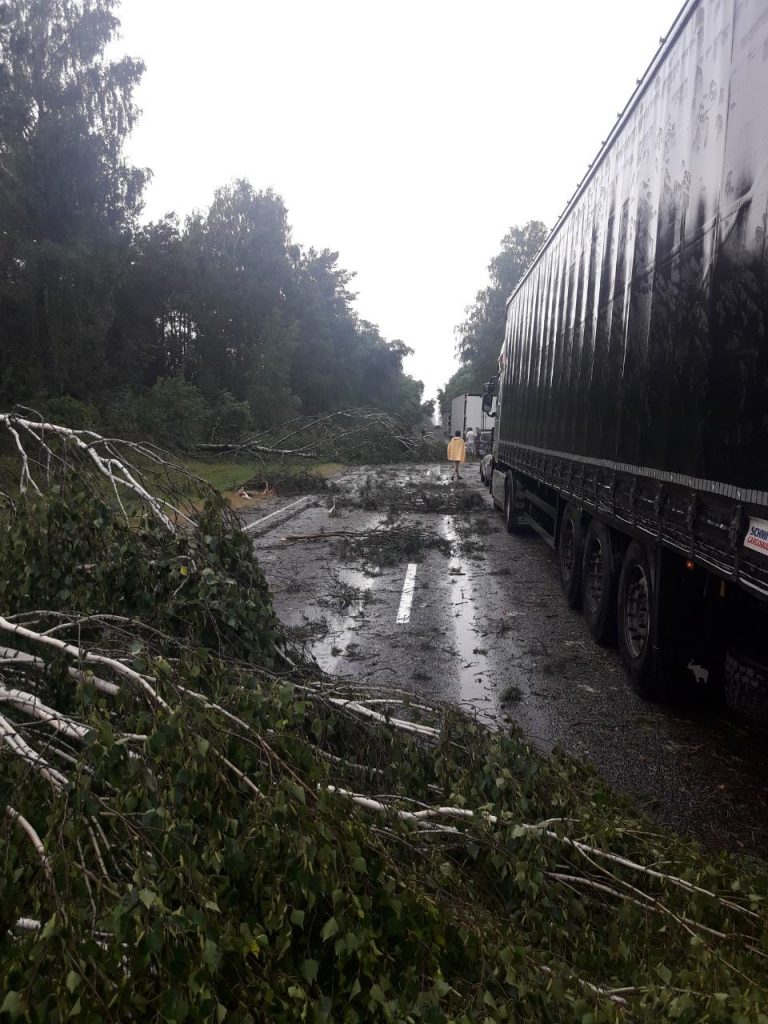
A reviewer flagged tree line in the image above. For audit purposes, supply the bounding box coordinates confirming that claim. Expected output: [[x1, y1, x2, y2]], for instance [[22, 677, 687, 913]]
[[440, 220, 548, 417], [0, 0, 428, 447]]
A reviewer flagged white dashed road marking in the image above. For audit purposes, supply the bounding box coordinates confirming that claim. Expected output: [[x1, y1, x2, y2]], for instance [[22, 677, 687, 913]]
[[396, 563, 419, 624]]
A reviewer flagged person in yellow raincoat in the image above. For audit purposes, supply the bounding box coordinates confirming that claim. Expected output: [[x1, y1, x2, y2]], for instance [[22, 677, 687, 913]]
[[447, 430, 466, 481]]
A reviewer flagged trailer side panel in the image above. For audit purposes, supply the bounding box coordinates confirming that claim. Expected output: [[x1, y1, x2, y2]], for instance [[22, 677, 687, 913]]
[[499, 0, 768, 495]]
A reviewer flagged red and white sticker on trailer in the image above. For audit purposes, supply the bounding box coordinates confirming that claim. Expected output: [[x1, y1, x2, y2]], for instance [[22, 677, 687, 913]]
[[744, 518, 768, 557]]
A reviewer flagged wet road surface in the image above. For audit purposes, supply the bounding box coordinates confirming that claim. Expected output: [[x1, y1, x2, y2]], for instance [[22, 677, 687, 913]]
[[248, 463, 768, 857]]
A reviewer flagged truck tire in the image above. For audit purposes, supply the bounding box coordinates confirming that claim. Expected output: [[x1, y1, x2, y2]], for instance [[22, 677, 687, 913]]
[[558, 504, 584, 608], [617, 541, 662, 699], [581, 519, 618, 645], [504, 473, 525, 534]]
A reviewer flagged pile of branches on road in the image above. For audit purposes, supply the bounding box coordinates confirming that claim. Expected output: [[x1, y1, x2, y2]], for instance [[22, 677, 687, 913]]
[[1, 415, 768, 1022], [338, 517, 453, 568], [197, 408, 444, 465], [352, 473, 486, 514], [275, 519, 453, 568]]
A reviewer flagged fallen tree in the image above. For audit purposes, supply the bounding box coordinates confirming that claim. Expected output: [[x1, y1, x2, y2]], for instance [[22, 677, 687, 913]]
[[196, 409, 443, 465], [1, 413, 768, 1022]]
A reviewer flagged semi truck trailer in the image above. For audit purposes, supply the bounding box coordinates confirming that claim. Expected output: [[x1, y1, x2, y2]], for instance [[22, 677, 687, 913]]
[[485, 0, 768, 705], [450, 393, 496, 438]]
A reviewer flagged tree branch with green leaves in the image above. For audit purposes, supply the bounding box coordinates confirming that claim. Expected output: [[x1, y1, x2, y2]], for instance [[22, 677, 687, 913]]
[[1, 417, 767, 1023]]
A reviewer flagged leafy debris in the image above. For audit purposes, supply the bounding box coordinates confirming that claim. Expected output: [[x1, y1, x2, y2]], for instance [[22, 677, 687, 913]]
[[1, 419, 768, 1022]]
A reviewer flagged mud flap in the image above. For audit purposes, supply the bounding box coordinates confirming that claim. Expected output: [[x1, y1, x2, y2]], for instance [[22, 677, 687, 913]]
[[653, 549, 727, 700], [491, 469, 506, 511]]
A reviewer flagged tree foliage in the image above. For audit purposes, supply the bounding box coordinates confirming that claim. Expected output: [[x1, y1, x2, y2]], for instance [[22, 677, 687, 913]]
[[1, 421, 768, 1022], [0, 0, 145, 401], [440, 222, 548, 413], [0, 1, 424, 436]]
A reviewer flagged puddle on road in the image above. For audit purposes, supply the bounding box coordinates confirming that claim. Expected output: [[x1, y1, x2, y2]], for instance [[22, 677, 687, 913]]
[[305, 510, 392, 674], [423, 467, 451, 487], [441, 516, 499, 725], [442, 515, 558, 749], [312, 566, 379, 675]]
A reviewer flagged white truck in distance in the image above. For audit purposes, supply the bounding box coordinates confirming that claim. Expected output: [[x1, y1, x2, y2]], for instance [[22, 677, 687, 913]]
[[450, 393, 496, 438]]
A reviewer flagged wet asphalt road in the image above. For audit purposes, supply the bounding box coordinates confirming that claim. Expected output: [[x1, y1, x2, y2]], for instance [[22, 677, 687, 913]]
[[247, 463, 768, 858]]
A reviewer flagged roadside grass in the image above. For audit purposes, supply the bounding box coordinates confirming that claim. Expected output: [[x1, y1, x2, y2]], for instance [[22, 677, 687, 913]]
[[178, 457, 269, 493], [172, 456, 345, 514], [179, 457, 343, 496]]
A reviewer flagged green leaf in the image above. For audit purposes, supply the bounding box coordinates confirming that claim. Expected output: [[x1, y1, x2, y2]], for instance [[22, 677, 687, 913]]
[[321, 916, 339, 941], [65, 971, 80, 993], [301, 959, 319, 983], [154, 657, 172, 678], [139, 888, 157, 909], [370, 983, 386, 1005], [290, 909, 305, 927], [203, 938, 221, 972], [0, 992, 24, 1019], [655, 963, 672, 985]]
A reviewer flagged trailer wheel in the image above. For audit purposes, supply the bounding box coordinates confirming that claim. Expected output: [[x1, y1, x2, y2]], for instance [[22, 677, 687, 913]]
[[504, 473, 525, 534], [617, 541, 661, 699], [558, 504, 584, 608], [581, 520, 618, 645]]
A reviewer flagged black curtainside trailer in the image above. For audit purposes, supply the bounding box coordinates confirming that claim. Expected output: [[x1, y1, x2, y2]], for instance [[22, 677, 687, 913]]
[[487, 0, 768, 704]]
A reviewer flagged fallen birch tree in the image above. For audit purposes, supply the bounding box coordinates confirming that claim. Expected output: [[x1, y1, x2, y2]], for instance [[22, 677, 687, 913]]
[[1, 413, 767, 1022], [195, 408, 442, 465]]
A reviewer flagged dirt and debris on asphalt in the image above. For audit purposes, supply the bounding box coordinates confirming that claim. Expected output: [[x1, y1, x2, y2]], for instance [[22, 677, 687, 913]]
[[246, 462, 768, 857]]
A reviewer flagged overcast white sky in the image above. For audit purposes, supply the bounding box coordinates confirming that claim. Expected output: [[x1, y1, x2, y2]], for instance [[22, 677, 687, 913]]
[[115, 0, 682, 403]]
